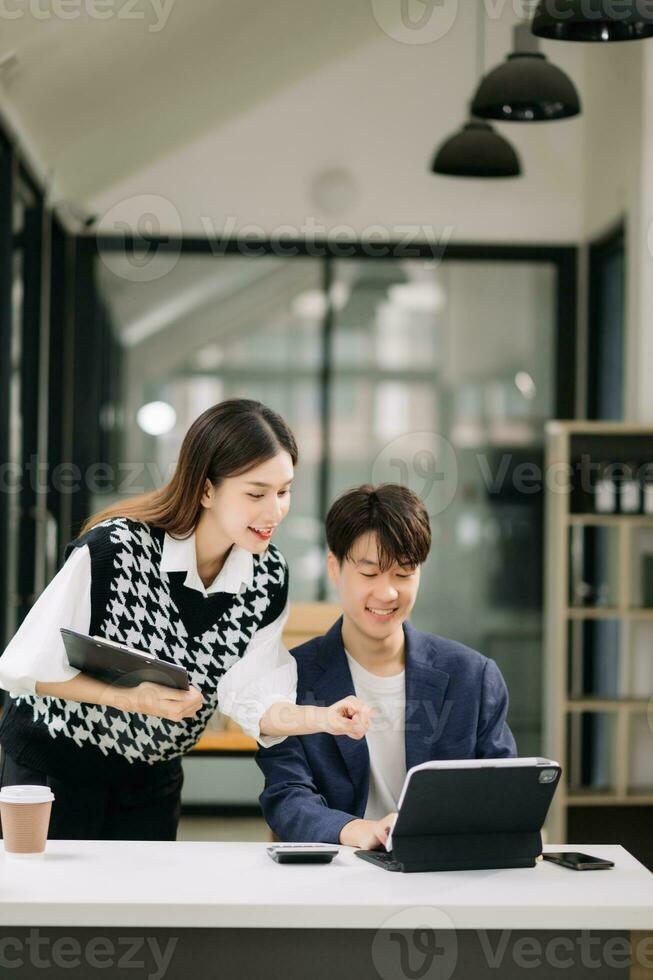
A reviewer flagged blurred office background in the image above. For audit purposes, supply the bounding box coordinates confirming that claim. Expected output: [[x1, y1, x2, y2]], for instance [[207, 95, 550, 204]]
[[0, 1, 651, 858]]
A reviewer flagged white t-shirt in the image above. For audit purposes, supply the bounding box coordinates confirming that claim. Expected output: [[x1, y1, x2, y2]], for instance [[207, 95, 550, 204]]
[[345, 650, 406, 821]]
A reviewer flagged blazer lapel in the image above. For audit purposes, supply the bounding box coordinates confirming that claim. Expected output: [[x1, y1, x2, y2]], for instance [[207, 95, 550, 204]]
[[311, 618, 370, 803], [308, 619, 451, 805], [403, 623, 451, 771]]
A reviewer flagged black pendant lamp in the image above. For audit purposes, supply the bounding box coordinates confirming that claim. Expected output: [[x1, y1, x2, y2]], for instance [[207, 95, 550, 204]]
[[532, 0, 653, 41], [431, 121, 521, 177], [472, 23, 581, 121], [431, 5, 521, 178]]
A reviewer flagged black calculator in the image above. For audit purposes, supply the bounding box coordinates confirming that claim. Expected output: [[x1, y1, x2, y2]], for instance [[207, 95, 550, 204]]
[[267, 844, 339, 864]]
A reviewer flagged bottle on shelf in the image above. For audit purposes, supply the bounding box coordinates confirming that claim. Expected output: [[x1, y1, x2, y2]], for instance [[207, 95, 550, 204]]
[[643, 464, 653, 516], [571, 579, 594, 607], [594, 462, 617, 514], [595, 582, 610, 607], [619, 461, 641, 514]]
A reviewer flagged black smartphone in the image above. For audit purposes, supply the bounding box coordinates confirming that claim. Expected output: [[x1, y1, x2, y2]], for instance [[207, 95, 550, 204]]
[[543, 851, 614, 871]]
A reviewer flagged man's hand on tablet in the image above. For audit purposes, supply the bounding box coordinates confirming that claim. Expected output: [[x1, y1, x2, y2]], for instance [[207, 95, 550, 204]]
[[339, 812, 397, 850]]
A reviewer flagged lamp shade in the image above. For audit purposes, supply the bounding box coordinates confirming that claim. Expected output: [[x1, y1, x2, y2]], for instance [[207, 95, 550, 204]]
[[431, 121, 522, 178], [471, 52, 581, 121], [532, 0, 653, 41]]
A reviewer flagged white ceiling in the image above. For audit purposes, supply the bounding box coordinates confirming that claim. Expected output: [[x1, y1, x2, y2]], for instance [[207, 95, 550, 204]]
[[0, 0, 380, 199], [1, 0, 639, 244]]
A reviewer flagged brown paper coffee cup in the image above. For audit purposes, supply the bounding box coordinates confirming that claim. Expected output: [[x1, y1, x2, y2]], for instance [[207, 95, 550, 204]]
[[0, 785, 54, 857]]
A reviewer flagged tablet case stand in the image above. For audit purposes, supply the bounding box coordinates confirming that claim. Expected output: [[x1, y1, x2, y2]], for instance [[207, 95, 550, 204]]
[[356, 763, 560, 873], [380, 830, 542, 873]]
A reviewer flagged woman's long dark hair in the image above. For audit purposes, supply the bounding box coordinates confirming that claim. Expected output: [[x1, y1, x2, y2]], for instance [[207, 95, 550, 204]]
[[78, 399, 298, 537]]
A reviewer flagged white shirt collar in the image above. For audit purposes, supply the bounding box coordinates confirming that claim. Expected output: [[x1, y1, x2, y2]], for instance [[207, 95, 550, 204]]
[[160, 530, 254, 597]]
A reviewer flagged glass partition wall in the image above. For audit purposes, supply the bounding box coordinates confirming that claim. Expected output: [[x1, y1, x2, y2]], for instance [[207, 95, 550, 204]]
[[0, 135, 51, 652], [95, 244, 574, 755], [328, 258, 557, 754], [3, 169, 25, 646], [96, 253, 326, 602]]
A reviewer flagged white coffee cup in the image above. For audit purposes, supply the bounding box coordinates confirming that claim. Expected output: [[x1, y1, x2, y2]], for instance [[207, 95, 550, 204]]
[[0, 784, 55, 857]]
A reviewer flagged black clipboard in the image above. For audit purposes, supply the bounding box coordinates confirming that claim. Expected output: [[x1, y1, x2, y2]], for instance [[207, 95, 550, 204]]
[[355, 757, 561, 873], [60, 628, 190, 691]]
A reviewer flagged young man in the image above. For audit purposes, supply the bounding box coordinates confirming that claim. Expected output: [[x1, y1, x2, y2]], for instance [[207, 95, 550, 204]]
[[256, 484, 516, 849]]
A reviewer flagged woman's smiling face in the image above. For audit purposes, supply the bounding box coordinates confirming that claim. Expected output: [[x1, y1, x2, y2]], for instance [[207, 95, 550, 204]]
[[200, 451, 294, 554]]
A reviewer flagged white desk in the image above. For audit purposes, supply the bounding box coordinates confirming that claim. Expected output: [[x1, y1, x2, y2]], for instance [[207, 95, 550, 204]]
[[0, 842, 650, 979], [0, 842, 650, 930]]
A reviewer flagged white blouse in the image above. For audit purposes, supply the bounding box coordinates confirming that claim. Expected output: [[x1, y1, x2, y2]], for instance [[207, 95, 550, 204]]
[[0, 533, 298, 748]]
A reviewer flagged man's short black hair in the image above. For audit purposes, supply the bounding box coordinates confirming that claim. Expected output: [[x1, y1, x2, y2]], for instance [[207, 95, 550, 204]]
[[325, 484, 431, 571]]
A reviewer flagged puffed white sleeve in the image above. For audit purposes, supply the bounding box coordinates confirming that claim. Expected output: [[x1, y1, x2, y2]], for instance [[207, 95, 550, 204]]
[[0, 544, 92, 696], [216, 600, 298, 748]]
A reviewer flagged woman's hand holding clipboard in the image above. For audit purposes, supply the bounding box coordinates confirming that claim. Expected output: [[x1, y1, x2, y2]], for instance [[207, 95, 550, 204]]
[[60, 628, 204, 722], [111, 680, 204, 722]]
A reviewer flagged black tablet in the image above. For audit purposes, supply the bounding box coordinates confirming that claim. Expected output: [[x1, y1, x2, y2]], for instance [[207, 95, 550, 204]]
[[60, 628, 190, 691], [355, 757, 562, 873]]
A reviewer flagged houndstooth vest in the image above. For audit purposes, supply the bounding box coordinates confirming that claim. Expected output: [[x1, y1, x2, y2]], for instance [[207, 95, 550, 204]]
[[3, 517, 287, 774]]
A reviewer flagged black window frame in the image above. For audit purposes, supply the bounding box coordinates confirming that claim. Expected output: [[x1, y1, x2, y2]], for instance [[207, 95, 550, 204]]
[[587, 221, 626, 421]]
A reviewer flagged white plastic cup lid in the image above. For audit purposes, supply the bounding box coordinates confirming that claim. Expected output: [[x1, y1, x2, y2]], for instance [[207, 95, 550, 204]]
[[0, 784, 54, 805]]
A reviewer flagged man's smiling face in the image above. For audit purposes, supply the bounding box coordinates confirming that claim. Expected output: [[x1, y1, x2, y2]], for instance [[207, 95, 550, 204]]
[[327, 531, 421, 641]]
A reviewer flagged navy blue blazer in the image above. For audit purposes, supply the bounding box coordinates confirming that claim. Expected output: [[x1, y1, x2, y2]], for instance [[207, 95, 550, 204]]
[[256, 617, 517, 843]]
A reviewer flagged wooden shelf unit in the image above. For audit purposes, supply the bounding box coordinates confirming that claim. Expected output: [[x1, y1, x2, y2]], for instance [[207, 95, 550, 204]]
[[543, 421, 653, 841], [566, 608, 653, 620], [568, 514, 653, 527]]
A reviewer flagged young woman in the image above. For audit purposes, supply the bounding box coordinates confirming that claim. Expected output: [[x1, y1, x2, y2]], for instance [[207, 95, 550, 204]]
[[0, 399, 370, 840]]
